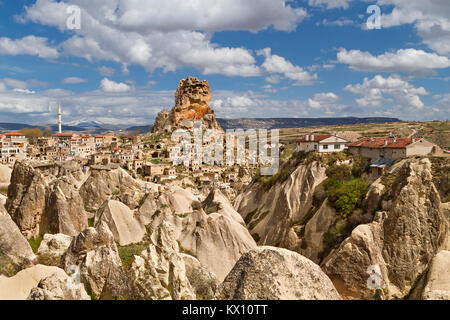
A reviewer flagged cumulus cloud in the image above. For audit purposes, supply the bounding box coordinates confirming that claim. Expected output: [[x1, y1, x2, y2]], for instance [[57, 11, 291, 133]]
[[0, 35, 58, 59], [337, 48, 450, 75], [99, 78, 132, 93], [63, 77, 87, 84], [97, 66, 116, 77], [378, 0, 450, 56], [258, 48, 317, 85], [344, 75, 428, 110], [308, 0, 354, 9], [17, 0, 307, 78]]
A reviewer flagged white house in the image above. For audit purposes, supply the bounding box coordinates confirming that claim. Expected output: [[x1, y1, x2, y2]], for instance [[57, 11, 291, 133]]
[[296, 134, 348, 153]]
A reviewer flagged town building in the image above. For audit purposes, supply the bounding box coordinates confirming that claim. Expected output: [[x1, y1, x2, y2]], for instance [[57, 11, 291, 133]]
[[348, 136, 437, 160], [296, 135, 348, 153]]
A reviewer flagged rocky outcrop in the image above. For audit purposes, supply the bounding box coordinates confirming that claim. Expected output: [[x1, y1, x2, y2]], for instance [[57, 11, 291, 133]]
[[218, 247, 341, 300], [80, 166, 143, 211], [152, 77, 222, 133], [420, 250, 450, 300], [94, 200, 146, 246], [140, 187, 256, 281], [234, 161, 327, 248], [182, 254, 219, 300], [299, 199, 337, 263], [62, 222, 128, 300], [6, 161, 88, 238], [0, 265, 68, 300], [321, 158, 449, 300], [0, 204, 36, 272], [128, 222, 195, 300], [37, 234, 73, 259], [28, 272, 90, 300], [0, 164, 11, 183]]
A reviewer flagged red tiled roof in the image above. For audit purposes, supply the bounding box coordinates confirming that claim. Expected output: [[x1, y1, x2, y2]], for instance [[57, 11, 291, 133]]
[[383, 137, 415, 148], [297, 135, 332, 143], [5, 132, 25, 136], [349, 137, 416, 149], [95, 136, 103, 138], [54, 133, 73, 137]]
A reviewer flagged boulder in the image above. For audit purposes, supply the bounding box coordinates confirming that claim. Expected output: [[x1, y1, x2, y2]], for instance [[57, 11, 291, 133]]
[[182, 254, 219, 300], [218, 247, 341, 300], [28, 272, 90, 300], [0, 265, 67, 300], [421, 250, 450, 300], [128, 222, 195, 300], [95, 200, 146, 246], [0, 203, 36, 272], [62, 222, 128, 299], [37, 233, 73, 259]]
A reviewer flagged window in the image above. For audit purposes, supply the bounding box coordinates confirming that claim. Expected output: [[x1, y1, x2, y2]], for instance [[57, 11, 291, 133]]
[[335, 144, 341, 150], [314, 144, 317, 150], [323, 145, 328, 150]]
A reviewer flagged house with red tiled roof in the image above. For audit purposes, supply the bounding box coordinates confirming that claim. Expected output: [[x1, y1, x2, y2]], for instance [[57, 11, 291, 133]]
[[348, 136, 437, 160], [296, 134, 348, 153]]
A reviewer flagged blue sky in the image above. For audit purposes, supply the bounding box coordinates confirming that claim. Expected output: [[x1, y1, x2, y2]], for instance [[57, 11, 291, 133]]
[[0, 0, 449, 126]]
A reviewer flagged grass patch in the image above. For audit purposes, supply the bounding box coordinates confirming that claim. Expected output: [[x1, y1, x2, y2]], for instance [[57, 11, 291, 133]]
[[0, 186, 8, 196], [0, 252, 18, 277], [251, 233, 260, 242], [28, 235, 43, 254], [88, 218, 94, 227], [37, 253, 61, 267], [84, 206, 97, 214], [118, 243, 149, 270]]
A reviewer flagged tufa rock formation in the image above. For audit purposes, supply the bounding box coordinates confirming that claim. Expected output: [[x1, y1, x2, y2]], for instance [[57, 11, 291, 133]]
[[0, 265, 73, 300], [94, 200, 146, 246], [321, 158, 449, 300], [139, 187, 257, 281], [128, 222, 196, 300], [0, 203, 36, 273], [28, 272, 90, 300], [218, 246, 342, 300], [152, 76, 222, 133], [6, 161, 88, 239]]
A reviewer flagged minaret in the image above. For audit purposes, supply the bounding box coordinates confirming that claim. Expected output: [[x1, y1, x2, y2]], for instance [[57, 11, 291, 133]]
[[58, 103, 62, 134]]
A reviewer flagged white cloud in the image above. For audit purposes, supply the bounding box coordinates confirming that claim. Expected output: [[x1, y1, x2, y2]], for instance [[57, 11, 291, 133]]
[[0, 35, 58, 59], [378, 0, 450, 56], [337, 48, 450, 75], [13, 88, 36, 94], [97, 66, 116, 77], [258, 48, 317, 85], [63, 77, 87, 84], [308, 0, 354, 9], [344, 75, 428, 110], [99, 78, 132, 93], [17, 0, 307, 78]]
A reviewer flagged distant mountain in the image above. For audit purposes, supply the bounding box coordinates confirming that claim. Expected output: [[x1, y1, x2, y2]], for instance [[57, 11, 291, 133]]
[[0, 117, 402, 135], [125, 125, 154, 134], [216, 117, 402, 130]]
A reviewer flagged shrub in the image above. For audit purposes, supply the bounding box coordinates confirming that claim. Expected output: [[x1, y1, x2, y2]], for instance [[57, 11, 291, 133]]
[[326, 178, 369, 218]]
